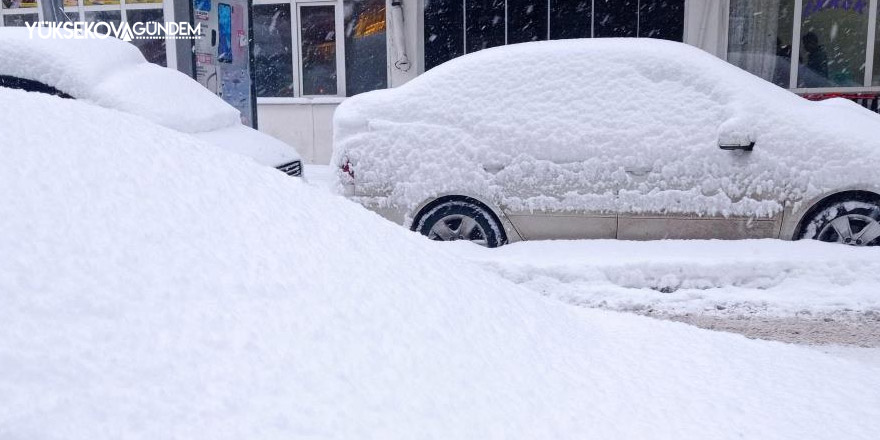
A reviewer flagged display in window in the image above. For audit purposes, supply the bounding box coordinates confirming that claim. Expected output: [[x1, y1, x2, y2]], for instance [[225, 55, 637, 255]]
[[254, 3, 294, 97], [799, 1, 868, 88], [1, 0, 38, 8], [300, 5, 337, 95], [84, 0, 121, 6], [218, 3, 234, 63], [727, 0, 794, 88], [345, 0, 387, 96]]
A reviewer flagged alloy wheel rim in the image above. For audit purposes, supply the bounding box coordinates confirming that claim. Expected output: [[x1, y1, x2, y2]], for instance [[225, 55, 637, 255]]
[[427, 214, 489, 246], [818, 214, 880, 246]]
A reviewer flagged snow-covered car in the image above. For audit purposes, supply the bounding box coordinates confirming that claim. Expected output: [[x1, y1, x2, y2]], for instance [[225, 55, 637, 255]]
[[0, 28, 302, 177], [333, 39, 880, 248]]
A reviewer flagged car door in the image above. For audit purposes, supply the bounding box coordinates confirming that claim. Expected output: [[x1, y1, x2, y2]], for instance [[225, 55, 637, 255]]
[[496, 158, 621, 240], [615, 117, 784, 241]]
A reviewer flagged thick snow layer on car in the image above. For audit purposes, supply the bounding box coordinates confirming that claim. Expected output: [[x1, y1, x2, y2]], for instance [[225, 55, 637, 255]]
[[3, 88, 880, 439], [458, 239, 880, 316], [333, 39, 880, 217], [0, 28, 240, 132]]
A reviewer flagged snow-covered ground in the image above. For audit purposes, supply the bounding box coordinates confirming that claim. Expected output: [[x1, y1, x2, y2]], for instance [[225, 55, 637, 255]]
[[4, 94, 880, 438], [460, 239, 880, 316], [311, 164, 880, 347]]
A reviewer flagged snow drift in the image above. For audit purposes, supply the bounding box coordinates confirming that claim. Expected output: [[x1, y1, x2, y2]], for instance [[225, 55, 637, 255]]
[[333, 38, 880, 217], [2, 88, 880, 439]]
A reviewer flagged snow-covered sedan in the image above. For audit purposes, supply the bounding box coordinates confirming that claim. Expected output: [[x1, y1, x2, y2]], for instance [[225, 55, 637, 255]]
[[333, 39, 880, 248], [0, 28, 302, 177]]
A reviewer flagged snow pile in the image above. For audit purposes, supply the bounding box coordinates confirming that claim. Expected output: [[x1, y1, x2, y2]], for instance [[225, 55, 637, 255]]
[[333, 39, 880, 216], [2, 88, 880, 439], [0, 28, 240, 132], [459, 239, 880, 316]]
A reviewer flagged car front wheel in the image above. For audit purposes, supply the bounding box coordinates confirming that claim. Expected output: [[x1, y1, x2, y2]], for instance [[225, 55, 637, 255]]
[[415, 199, 504, 248], [799, 197, 880, 246]]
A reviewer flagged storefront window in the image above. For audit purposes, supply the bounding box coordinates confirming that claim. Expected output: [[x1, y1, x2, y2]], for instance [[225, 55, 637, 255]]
[[299, 4, 337, 95], [424, 0, 683, 70], [127, 8, 166, 67], [549, 0, 591, 40], [254, 3, 295, 97], [466, 0, 505, 52], [424, 0, 464, 70], [344, 0, 387, 96], [594, 0, 638, 38], [508, 0, 548, 44], [639, 0, 684, 41], [728, 0, 795, 88], [84, 10, 121, 27], [798, 1, 868, 88], [3, 13, 37, 26], [1, 0, 38, 8]]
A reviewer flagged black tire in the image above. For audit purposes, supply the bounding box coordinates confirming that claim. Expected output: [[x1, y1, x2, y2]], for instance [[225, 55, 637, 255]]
[[415, 199, 505, 248], [798, 196, 880, 246]]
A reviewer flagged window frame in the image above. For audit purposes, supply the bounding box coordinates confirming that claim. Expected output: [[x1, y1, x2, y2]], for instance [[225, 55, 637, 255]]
[[254, 0, 392, 102], [726, 0, 880, 93]]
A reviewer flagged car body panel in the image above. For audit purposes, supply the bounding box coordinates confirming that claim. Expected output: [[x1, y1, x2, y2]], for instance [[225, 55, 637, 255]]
[[503, 211, 617, 240]]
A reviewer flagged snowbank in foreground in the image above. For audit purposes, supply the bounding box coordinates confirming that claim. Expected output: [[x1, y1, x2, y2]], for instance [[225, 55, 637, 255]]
[[459, 239, 880, 316], [2, 88, 880, 439]]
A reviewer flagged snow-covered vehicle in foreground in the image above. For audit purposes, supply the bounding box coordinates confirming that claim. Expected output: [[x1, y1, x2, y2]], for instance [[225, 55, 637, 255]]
[[333, 39, 880, 248], [0, 28, 302, 177]]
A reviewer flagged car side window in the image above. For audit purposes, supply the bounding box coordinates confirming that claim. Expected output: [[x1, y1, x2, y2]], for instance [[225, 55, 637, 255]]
[[0, 75, 72, 99]]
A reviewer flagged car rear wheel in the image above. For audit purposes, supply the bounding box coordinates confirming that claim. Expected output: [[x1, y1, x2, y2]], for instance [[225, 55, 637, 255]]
[[416, 200, 504, 248], [799, 198, 880, 246]]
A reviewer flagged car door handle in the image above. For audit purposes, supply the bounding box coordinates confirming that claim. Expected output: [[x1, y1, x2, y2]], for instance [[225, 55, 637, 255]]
[[625, 167, 651, 176]]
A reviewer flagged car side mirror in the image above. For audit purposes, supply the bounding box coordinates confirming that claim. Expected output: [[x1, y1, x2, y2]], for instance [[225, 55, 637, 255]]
[[718, 131, 755, 152], [718, 119, 755, 152], [719, 140, 755, 152]]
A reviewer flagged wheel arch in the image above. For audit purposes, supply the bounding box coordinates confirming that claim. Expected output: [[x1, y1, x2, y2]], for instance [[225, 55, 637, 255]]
[[408, 194, 522, 244], [787, 189, 880, 240]]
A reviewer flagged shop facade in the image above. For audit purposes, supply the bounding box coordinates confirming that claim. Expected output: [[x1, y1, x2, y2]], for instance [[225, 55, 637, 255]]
[[2, 0, 879, 163]]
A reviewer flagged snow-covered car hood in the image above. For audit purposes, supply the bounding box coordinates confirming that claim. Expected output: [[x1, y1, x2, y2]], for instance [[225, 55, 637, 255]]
[[333, 38, 880, 215], [0, 28, 301, 168], [0, 28, 240, 133], [193, 123, 301, 168]]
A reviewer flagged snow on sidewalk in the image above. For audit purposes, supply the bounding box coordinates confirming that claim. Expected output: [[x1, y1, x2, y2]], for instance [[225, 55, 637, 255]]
[[458, 239, 880, 316]]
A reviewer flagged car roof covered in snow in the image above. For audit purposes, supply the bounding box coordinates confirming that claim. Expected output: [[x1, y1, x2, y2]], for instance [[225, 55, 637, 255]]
[[0, 27, 240, 133]]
